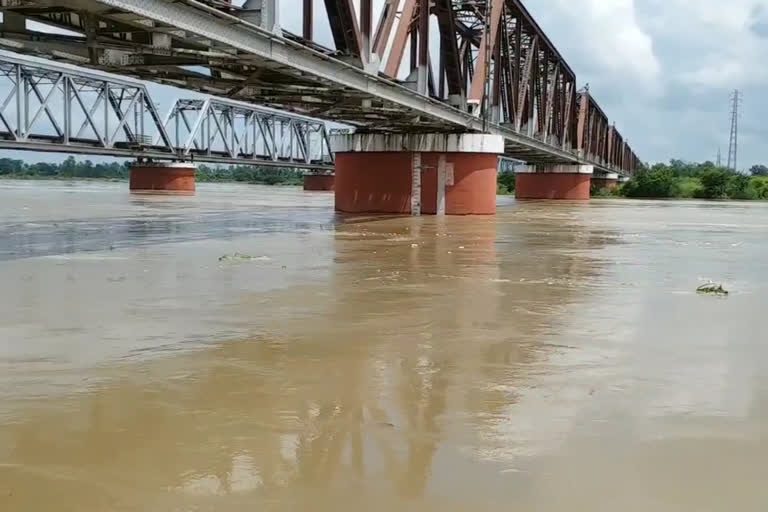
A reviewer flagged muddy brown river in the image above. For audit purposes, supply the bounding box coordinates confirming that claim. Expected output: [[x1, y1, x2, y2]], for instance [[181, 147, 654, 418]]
[[1, 180, 768, 511]]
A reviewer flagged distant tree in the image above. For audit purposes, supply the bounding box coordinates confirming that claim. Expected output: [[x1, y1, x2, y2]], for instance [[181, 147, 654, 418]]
[[697, 169, 730, 199], [622, 169, 680, 198], [728, 173, 756, 199], [59, 156, 77, 177], [0, 158, 25, 175], [27, 162, 58, 176], [749, 164, 768, 176]]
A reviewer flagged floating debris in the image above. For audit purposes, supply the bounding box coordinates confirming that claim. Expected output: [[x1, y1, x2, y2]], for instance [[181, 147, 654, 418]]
[[218, 252, 270, 263], [696, 282, 729, 296]]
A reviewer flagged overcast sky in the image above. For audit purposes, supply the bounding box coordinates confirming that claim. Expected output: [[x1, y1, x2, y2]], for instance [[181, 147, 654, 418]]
[[294, 0, 767, 168], [526, 0, 768, 168], [14, 1, 768, 168]]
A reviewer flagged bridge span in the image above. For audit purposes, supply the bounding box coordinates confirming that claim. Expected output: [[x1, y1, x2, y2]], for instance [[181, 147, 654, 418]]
[[0, 0, 642, 210], [0, 50, 334, 169]]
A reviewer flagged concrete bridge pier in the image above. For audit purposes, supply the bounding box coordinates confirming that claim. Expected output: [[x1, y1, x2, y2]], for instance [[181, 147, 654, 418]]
[[515, 164, 594, 200], [303, 172, 335, 191], [591, 172, 619, 192], [129, 161, 196, 195], [331, 133, 504, 215]]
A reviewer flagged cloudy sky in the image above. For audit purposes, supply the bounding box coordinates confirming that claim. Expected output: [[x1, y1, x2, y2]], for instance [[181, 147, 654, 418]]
[[281, 0, 767, 168], [524, 0, 768, 168], [14, 1, 768, 168]]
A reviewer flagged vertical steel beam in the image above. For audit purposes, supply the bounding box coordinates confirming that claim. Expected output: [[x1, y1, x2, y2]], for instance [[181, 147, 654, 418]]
[[416, 0, 429, 94], [527, 45, 536, 135], [490, 27, 502, 123], [468, 0, 504, 103], [513, 16, 522, 113], [543, 63, 559, 143], [515, 35, 536, 132], [537, 50, 549, 135], [373, 0, 398, 58], [576, 91, 588, 155], [434, 0, 463, 101], [500, 19, 514, 123], [607, 124, 614, 166], [23, 73, 29, 138], [360, 0, 372, 66], [303, 0, 313, 40], [324, 0, 362, 58], [438, 47, 445, 99], [561, 82, 573, 149], [103, 83, 110, 146], [409, 26, 418, 72], [63, 77, 70, 144], [384, 0, 417, 78]]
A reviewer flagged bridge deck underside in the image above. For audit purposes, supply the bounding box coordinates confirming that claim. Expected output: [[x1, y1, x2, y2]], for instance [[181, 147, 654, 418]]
[[0, 0, 621, 171]]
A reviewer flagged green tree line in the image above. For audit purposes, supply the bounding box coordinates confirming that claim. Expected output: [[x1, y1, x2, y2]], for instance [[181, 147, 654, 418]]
[[0, 156, 304, 185], [609, 160, 768, 200]]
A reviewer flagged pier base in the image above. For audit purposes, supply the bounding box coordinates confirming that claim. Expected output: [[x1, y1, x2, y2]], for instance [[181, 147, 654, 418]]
[[331, 133, 503, 215], [515, 164, 593, 200], [591, 173, 619, 193], [129, 162, 196, 195], [303, 174, 335, 191]]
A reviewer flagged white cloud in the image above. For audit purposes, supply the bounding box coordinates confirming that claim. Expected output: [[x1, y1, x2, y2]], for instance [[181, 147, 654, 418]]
[[533, 0, 660, 88]]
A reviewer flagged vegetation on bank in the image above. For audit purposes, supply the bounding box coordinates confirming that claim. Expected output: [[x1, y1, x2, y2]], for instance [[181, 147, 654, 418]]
[[497, 171, 515, 195], [602, 160, 768, 200], [0, 156, 304, 185]]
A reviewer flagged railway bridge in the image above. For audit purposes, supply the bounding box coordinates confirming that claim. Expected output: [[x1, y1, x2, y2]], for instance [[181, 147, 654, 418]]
[[0, 0, 641, 212]]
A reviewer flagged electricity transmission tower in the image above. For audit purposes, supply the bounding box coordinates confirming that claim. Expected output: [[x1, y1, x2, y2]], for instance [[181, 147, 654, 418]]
[[727, 90, 741, 172], [716, 146, 722, 167]]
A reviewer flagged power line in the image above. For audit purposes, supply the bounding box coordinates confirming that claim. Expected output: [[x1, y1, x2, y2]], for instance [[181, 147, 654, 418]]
[[727, 89, 741, 172]]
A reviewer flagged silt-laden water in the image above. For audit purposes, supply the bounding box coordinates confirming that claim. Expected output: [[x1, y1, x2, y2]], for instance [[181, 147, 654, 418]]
[[1, 179, 767, 511]]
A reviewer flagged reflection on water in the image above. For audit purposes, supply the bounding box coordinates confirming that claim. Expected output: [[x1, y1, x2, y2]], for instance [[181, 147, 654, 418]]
[[1, 180, 768, 510]]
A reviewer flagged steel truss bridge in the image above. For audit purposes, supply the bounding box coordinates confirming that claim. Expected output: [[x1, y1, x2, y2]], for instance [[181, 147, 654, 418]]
[[0, 51, 333, 168], [0, 0, 640, 175]]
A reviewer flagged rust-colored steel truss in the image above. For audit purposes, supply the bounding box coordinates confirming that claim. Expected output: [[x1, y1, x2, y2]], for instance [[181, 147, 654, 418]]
[[0, 0, 640, 174]]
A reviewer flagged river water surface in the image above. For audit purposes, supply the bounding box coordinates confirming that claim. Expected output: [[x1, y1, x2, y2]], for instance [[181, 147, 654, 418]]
[[1, 180, 768, 511]]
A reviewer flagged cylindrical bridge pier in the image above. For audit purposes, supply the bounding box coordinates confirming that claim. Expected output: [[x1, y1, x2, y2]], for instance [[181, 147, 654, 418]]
[[331, 133, 504, 215], [129, 162, 196, 195]]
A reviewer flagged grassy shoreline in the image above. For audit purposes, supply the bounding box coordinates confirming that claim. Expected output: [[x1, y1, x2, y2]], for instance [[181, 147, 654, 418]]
[[607, 171, 768, 200]]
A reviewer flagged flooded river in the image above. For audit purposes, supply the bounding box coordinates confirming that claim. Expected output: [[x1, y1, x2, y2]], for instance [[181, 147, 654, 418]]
[[2, 179, 768, 511]]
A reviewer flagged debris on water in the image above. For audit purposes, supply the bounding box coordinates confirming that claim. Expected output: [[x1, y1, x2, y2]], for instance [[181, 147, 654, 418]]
[[411, 243, 418, 248], [696, 281, 729, 296], [218, 252, 270, 262]]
